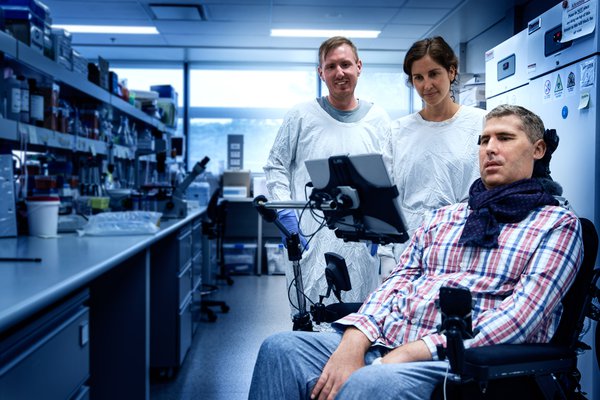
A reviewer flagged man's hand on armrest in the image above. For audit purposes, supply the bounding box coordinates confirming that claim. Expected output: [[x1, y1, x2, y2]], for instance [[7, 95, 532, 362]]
[[311, 327, 371, 400], [381, 340, 432, 364]]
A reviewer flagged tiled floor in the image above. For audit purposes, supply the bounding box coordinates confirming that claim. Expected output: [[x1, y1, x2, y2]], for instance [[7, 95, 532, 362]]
[[150, 274, 291, 400]]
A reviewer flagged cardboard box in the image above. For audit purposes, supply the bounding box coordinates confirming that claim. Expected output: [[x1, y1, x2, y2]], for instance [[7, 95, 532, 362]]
[[222, 170, 250, 197]]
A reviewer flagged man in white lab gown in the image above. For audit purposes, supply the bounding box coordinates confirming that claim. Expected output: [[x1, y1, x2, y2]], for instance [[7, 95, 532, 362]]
[[264, 36, 391, 321]]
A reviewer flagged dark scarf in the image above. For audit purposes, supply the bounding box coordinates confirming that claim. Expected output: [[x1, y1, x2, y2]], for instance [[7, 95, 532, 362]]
[[459, 178, 559, 248]]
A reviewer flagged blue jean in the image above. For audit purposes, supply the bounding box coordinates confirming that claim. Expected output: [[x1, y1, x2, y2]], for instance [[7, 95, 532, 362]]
[[248, 331, 450, 399]]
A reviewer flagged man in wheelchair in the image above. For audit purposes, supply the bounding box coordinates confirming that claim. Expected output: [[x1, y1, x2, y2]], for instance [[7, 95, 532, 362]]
[[248, 104, 584, 400]]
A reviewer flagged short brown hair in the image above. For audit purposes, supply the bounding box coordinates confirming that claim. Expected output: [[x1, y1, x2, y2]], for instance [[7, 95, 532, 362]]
[[318, 36, 359, 65], [403, 36, 458, 86], [485, 104, 545, 143]]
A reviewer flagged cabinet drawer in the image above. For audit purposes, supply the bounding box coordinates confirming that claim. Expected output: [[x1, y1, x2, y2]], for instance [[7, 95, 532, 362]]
[[178, 263, 193, 308], [192, 219, 202, 257], [192, 252, 202, 289], [0, 304, 90, 400], [178, 226, 192, 272], [178, 296, 193, 365]]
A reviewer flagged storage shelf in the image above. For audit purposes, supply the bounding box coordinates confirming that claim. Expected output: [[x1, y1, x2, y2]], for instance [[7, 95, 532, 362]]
[[0, 31, 170, 154], [16, 41, 112, 104], [0, 31, 17, 58], [110, 95, 161, 130], [0, 119, 17, 141], [0, 118, 140, 158]]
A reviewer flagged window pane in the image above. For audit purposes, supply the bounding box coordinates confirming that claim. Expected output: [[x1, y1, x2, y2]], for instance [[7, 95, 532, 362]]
[[320, 69, 410, 119], [189, 70, 316, 108], [188, 118, 282, 174], [111, 68, 184, 107]]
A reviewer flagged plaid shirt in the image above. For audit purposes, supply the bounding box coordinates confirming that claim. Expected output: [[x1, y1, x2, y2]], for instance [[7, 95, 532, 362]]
[[334, 203, 583, 359]]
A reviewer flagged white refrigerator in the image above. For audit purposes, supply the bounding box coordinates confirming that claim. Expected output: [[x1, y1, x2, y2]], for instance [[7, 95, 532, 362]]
[[486, 1, 600, 398]]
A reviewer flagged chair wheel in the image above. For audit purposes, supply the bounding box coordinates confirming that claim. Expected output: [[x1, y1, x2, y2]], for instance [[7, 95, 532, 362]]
[[221, 304, 230, 313], [208, 313, 217, 322], [227, 277, 234, 286]]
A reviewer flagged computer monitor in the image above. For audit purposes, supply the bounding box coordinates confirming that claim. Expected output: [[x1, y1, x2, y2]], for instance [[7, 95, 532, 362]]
[[305, 153, 409, 245]]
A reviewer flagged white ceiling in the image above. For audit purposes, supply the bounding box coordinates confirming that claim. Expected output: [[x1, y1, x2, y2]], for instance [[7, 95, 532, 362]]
[[39, 0, 522, 65]]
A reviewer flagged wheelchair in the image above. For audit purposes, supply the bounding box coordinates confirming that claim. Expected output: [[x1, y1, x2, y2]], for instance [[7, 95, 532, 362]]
[[318, 217, 599, 399]]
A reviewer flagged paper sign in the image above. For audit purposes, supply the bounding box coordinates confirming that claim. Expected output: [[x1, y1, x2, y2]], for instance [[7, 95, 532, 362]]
[[579, 92, 591, 109], [563, 0, 596, 42], [580, 58, 596, 87]]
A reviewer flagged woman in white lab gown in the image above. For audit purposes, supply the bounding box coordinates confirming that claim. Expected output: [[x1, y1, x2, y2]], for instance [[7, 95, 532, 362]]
[[380, 36, 487, 277]]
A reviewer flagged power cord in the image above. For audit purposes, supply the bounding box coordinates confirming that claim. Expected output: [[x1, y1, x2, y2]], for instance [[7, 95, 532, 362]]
[[443, 359, 451, 400], [287, 273, 317, 312]]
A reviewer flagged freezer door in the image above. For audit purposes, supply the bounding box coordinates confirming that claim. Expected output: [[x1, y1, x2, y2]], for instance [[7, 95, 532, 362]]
[[530, 57, 600, 400], [485, 29, 529, 99], [527, 1, 600, 79], [486, 83, 533, 111], [528, 56, 598, 227]]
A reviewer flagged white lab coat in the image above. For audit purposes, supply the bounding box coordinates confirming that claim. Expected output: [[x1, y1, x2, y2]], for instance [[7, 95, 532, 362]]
[[379, 105, 487, 276], [264, 99, 391, 315]]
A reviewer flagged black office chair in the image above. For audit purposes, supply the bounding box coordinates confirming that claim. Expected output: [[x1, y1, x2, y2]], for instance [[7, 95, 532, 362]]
[[434, 217, 600, 399], [198, 187, 231, 322]]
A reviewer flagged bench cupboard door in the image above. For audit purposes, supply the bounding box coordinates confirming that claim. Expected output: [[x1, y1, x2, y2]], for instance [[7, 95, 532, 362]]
[[0, 293, 90, 400]]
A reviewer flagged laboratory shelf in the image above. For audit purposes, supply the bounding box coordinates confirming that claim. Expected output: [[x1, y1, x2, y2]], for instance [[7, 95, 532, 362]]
[[15, 41, 112, 104], [0, 32, 172, 159], [1, 31, 169, 156], [110, 94, 162, 130], [0, 119, 17, 141], [0, 30, 17, 58], [0, 118, 139, 158]]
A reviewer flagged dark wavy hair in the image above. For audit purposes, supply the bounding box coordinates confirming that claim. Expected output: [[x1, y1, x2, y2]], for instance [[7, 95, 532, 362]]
[[403, 36, 458, 86]]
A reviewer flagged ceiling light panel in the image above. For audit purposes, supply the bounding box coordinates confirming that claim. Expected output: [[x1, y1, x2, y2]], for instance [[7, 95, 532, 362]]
[[53, 24, 159, 34]]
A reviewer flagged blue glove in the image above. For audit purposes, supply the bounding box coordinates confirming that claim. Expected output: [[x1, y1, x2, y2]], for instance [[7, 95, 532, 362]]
[[369, 243, 378, 256], [277, 209, 308, 250]]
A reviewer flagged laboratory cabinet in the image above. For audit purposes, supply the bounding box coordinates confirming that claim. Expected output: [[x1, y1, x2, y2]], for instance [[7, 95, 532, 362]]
[[191, 218, 203, 334], [150, 217, 201, 373], [0, 209, 205, 399], [0, 289, 90, 400]]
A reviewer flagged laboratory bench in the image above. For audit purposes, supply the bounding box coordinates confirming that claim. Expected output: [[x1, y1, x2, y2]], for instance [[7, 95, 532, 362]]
[[0, 207, 206, 399]]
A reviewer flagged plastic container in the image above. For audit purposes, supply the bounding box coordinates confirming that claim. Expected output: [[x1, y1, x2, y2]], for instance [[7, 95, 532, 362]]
[[34, 175, 57, 190], [265, 242, 288, 275], [223, 242, 257, 275], [89, 196, 110, 210], [26, 196, 60, 237], [186, 181, 210, 206]]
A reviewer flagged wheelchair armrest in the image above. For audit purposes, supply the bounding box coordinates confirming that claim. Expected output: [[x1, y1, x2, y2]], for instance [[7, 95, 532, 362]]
[[311, 302, 362, 323], [462, 344, 576, 381], [465, 343, 573, 365]]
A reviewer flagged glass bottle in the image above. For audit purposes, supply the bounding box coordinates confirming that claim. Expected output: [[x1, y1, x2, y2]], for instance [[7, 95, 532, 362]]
[[29, 79, 44, 127]]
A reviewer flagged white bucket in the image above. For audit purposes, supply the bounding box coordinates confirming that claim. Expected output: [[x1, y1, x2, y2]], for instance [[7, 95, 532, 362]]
[[26, 197, 60, 237]]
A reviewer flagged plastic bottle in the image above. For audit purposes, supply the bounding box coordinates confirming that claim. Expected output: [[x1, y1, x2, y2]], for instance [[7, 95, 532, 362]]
[[4, 72, 21, 121], [18, 76, 29, 123], [29, 79, 44, 127]]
